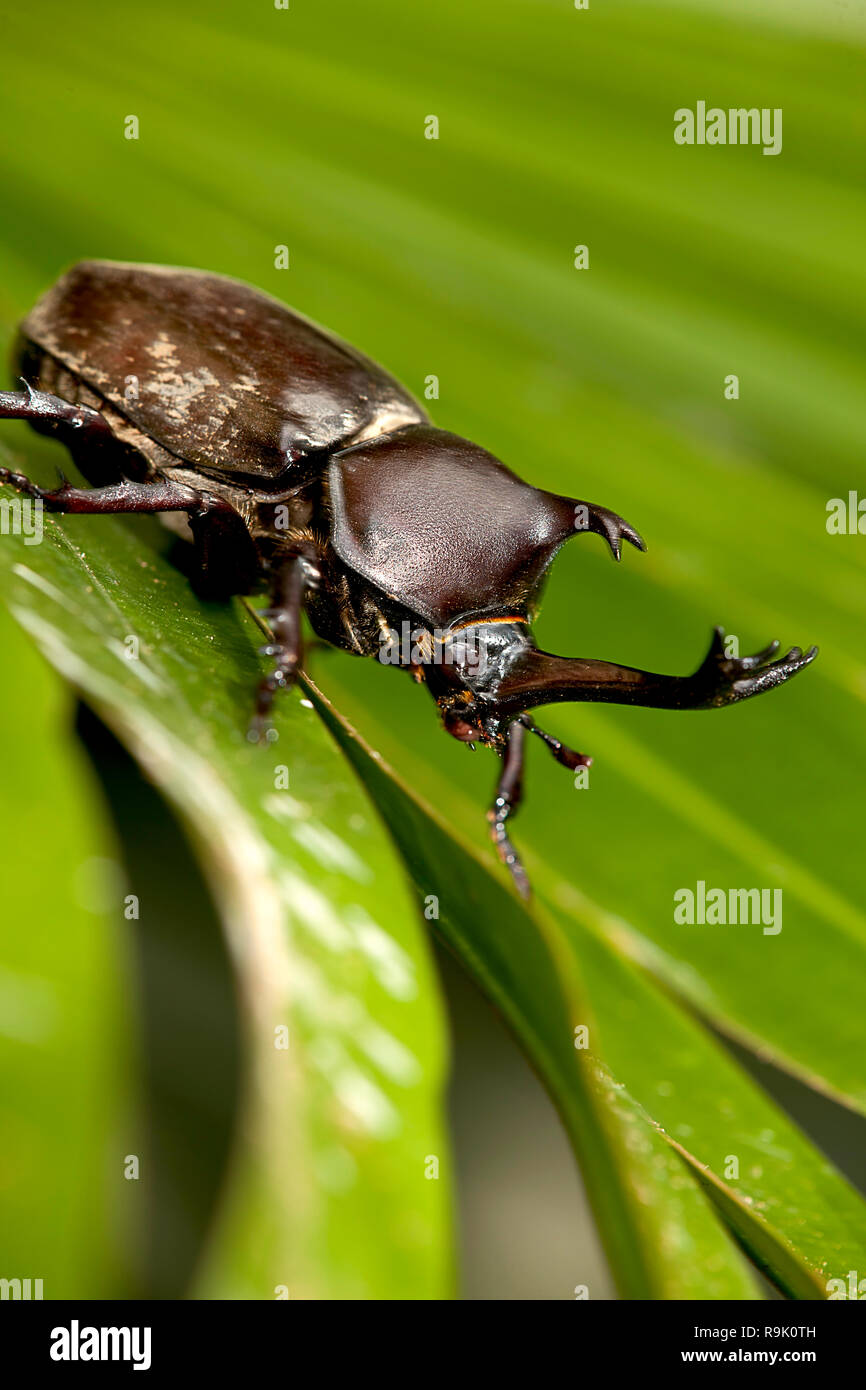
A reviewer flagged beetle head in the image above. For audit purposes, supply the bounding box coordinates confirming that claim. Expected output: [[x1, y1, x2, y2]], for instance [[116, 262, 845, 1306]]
[[434, 619, 597, 775], [434, 618, 554, 750]]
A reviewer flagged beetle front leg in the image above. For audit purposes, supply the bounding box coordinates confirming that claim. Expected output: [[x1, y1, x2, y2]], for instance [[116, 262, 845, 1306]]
[[487, 718, 531, 900], [251, 551, 320, 739]]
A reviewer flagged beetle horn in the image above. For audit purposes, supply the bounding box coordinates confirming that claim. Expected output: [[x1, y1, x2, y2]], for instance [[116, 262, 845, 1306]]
[[493, 647, 685, 717], [493, 630, 818, 718], [539, 494, 646, 562]]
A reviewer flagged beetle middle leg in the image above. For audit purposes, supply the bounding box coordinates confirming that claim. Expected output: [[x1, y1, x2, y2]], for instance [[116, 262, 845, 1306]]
[[0, 460, 262, 598], [0, 467, 206, 516], [250, 549, 321, 739], [487, 718, 531, 900], [0, 462, 262, 574]]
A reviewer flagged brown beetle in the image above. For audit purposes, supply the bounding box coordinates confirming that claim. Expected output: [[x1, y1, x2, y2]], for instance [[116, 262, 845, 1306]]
[[0, 262, 817, 895]]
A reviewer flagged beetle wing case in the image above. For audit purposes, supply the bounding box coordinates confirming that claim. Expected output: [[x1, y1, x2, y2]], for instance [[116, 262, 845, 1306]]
[[327, 425, 578, 627], [20, 261, 428, 487]]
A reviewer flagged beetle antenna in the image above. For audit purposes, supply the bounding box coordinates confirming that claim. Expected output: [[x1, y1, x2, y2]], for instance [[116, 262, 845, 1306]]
[[518, 714, 592, 771]]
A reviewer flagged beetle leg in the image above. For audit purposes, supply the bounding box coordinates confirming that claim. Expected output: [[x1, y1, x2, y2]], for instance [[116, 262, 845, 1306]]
[[0, 385, 117, 447], [0, 460, 263, 601], [0, 467, 202, 514], [518, 714, 592, 771], [186, 497, 261, 601], [250, 551, 320, 739], [487, 718, 531, 900]]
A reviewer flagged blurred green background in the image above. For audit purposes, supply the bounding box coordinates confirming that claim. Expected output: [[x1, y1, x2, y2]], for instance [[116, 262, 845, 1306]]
[[0, 0, 865, 1299]]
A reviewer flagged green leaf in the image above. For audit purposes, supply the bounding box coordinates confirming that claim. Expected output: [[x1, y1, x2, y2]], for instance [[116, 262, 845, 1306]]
[[311, 683, 762, 1298], [0, 435, 453, 1299], [0, 605, 133, 1298], [546, 903, 866, 1299], [311, 674, 866, 1299]]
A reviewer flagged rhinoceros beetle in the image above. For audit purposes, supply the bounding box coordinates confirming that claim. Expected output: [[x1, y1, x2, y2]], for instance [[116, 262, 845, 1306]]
[[0, 262, 817, 896]]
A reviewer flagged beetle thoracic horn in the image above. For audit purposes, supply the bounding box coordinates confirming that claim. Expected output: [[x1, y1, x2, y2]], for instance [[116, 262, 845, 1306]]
[[492, 630, 819, 718], [530, 493, 647, 563], [560, 500, 646, 561]]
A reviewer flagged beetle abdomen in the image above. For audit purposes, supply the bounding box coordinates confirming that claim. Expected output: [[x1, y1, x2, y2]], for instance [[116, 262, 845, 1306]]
[[21, 261, 428, 487]]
